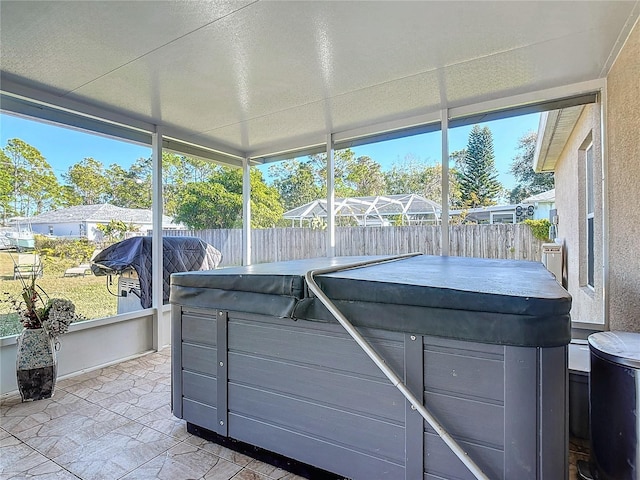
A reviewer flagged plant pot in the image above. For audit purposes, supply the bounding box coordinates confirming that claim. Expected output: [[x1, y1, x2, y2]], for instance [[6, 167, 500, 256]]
[[16, 328, 57, 401]]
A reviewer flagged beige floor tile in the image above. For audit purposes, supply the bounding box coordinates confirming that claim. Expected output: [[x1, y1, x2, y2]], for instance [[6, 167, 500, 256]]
[[185, 436, 253, 467], [135, 404, 190, 441], [6, 459, 81, 479], [17, 406, 131, 459], [121, 442, 243, 480], [53, 421, 178, 480], [1, 391, 95, 435], [244, 459, 307, 479], [0, 433, 50, 477]]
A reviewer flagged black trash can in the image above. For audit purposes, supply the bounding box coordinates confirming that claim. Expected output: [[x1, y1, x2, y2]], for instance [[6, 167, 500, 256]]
[[587, 331, 640, 480]]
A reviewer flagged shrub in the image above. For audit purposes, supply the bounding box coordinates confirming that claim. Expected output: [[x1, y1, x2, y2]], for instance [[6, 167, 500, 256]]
[[34, 236, 98, 275], [523, 219, 552, 242]]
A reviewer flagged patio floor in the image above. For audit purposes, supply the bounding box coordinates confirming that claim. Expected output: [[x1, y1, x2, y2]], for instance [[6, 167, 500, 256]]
[[1, 348, 589, 480]]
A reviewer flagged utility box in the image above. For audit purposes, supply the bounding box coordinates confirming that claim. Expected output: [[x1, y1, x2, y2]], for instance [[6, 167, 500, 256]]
[[542, 243, 563, 283]]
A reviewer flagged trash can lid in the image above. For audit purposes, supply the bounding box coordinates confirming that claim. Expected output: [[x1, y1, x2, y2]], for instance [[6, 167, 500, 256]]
[[588, 331, 640, 369]]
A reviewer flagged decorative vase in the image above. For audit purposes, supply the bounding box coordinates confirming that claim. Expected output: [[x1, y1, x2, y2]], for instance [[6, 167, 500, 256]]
[[16, 328, 57, 401]]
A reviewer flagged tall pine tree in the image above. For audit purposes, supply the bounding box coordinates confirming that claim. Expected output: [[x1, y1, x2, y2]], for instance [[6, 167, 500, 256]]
[[458, 125, 502, 208]]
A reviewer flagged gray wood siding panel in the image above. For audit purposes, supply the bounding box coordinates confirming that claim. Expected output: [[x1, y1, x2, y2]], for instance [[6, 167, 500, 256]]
[[539, 346, 568, 479], [183, 398, 217, 432], [423, 432, 504, 480], [423, 349, 504, 404], [228, 317, 404, 381], [228, 383, 405, 464], [504, 346, 538, 478], [424, 336, 505, 357], [181, 312, 217, 346], [405, 334, 425, 480], [182, 343, 217, 376], [183, 370, 216, 406], [228, 352, 404, 423], [423, 392, 505, 449], [229, 413, 404, 480]]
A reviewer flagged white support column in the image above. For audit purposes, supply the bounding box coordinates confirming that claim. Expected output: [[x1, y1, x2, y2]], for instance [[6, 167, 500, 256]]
[[441, 110, 450, 256], [242, 157, 252, 266], [151, 128, 164, 351], [326, 134, 336, 257]]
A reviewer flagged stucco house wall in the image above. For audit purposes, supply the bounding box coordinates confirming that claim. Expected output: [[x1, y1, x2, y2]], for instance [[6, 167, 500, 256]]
[[550, 20, 639, 332], [606, 21, 640, 332], [554, 105, 603, 326]]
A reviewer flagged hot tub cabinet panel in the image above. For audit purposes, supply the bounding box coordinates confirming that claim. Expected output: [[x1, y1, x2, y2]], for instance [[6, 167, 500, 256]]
[[170, 255, 571, 480]]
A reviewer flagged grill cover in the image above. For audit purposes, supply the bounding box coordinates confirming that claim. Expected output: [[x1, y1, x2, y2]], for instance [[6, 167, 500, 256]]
[[92, 236, 222, 308]]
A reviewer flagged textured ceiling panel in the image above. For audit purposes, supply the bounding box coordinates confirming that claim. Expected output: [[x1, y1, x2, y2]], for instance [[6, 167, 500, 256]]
[[0, 0, 253, 94], [326, 71, 442, 133], [1, 0, 637, 157]]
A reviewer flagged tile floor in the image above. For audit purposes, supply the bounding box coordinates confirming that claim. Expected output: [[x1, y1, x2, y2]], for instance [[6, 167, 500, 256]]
[[1, 348, 305, 480], [1, 347, 588, 480]]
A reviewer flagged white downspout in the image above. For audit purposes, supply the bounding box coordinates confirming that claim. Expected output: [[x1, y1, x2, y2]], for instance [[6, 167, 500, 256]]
[[600, 85, 609, 329]]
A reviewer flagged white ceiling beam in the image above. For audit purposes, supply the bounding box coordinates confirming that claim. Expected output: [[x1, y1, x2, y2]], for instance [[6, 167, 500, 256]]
[[448, 79, 604, 125], [1, 75, 154, 134]]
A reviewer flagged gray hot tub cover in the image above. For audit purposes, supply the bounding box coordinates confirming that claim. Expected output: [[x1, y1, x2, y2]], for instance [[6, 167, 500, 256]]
[[92, 236, 222, 308]]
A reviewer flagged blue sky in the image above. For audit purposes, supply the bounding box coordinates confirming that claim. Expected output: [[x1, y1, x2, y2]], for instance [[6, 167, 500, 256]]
[[1, 112, 539, 190]]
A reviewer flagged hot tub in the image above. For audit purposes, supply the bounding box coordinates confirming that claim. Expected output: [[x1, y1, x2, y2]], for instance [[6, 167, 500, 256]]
[[170, 254, 571, 480]]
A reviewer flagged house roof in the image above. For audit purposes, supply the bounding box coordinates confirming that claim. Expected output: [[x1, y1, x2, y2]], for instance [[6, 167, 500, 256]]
[[533, 106, 586, 172], [1, 2, 637, 164], [522, 189, 556, 204], [27, 204, 177, 226]]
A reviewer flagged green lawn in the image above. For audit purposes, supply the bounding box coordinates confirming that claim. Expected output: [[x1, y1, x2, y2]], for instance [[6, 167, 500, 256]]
[[0, 251, 118, 337]]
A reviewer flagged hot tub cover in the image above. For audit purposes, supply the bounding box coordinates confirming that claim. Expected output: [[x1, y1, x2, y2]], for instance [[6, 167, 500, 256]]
[[92, 236, 222, 308], [170, 254, 572, 347]]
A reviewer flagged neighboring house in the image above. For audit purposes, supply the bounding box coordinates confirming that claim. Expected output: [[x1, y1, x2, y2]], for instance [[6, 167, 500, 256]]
[[449, 203, 536, 224], [533, 20, 639, 333], [28, 204, 183, 242], [521, 189, 555, 221]]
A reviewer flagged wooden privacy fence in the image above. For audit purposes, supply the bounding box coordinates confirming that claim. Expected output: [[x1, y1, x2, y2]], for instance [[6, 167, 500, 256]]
[[164, 224, 545, 266]]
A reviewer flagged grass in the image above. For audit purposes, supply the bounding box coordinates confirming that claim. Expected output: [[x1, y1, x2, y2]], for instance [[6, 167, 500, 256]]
[[0, 251, 118, 337]]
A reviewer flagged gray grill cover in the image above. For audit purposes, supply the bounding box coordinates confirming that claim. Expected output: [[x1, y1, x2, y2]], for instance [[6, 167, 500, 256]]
[[92, 236, 222, 308]]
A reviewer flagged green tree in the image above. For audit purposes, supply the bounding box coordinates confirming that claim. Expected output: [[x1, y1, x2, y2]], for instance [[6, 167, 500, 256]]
[[457, 125, 502, 208], [161, 153, 217, 216], [269, 161, 321, 211], [0, 149, 13, 223], [385, 155, 462, 206], [1, 138, 60, 217], [508, 131, 554, 203], [63, 157, 110, 205], [345, 156, 386, 196], [269, 149, 386, 211], [96, 219, 139, 242], [105, 157, 152, 209], [174, 167, 283, 229]]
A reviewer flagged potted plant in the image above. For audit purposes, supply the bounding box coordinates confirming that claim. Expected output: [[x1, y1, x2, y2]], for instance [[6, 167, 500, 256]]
[[5, 275, 84, 401]]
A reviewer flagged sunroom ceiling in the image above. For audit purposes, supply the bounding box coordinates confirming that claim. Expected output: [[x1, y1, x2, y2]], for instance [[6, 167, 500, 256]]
[[1, 1, 638, 162]]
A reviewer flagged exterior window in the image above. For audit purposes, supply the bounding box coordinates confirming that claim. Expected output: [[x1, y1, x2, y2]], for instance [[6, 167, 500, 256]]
[[586, 144, 594, 288]]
